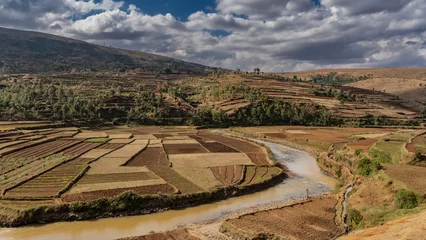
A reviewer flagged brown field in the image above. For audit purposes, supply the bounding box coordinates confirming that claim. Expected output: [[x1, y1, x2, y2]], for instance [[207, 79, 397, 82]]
[[120, 229, 201, 240], [383, 163, 426, 193], [210, 165, 243, 185], [168, 153, 254, 168], [173, 167, 222, 190], [346, 138, 378, 150], [80, 149, 114, 159], [147, 166, 203, 194], [152, 134, 173, 139], [62, 184, 176, 202], [0, 127, 281, 220], [4, 158, 94, 198], [77, 172, 159, 184], [241, 166, 281, 186], [263, 132, 288, 139], [3, 139, 81, 160], [246, 153, 271, 166], [95, 143, 126, 150], [61, 142, 103, 157], [190, 135, 239, 153], [163, 143, 208, 154], [73, 132, 108, 139], [406, 133, 426, 154], [126, 147, 169, 166], [199, 132, 264, 154], [222, 197, 342, 240]]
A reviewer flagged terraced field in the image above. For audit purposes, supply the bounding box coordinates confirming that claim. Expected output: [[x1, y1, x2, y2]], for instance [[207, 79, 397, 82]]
[[0, 127, 279, 227]]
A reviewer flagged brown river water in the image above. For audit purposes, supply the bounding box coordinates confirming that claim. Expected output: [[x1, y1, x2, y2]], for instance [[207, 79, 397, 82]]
[[0, 139, 338, 240]]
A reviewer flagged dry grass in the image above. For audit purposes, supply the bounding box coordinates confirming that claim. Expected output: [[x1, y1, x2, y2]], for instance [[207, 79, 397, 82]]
[[147, 166, 203, 194], [173, 167, 222, 190], [169, 153, 254, 168]]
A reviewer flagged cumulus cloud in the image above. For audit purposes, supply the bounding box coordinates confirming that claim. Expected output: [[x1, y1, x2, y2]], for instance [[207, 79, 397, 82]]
[[322, 0, 412, 16], [216, 0, 315, 20], [0, 0, 425, 71]]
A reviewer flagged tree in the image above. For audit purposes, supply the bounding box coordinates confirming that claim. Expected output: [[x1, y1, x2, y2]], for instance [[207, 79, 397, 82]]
[[254, 68, 260, 74]]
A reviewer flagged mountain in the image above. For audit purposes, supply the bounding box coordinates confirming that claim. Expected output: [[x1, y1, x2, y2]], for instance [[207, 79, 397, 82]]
[[0, 27, 207, 74]]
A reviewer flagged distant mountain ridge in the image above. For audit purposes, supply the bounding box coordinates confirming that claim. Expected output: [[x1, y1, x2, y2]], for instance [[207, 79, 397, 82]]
[[0, 27, 207, 74]]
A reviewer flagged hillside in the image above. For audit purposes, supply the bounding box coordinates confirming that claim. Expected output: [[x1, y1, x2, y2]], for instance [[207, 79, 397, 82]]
[[280, 68, 426, 107], [0, 27, 206, 74]]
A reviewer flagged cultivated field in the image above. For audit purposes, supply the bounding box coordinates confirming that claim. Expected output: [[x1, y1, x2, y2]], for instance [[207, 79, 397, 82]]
[[382, 163, 426, 193], [221, 197, 343, 239], [0, 126, 276, 213]]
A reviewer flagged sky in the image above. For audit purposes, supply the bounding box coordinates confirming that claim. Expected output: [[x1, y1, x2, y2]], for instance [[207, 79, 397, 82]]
[[0, 0, 425, 71]]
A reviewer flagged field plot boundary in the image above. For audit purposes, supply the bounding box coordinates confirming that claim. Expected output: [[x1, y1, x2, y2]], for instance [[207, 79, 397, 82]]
[[1, 155, 82, 198], [56, 165, 90, 198]]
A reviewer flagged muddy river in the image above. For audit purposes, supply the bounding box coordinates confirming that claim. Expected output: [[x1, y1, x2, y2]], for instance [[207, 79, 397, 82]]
[[0, 139, 338, 240]]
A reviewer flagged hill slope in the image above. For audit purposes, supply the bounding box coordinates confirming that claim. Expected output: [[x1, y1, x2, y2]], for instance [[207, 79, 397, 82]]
[[0, 27, 206, 74], [280, 68, 426, 105]]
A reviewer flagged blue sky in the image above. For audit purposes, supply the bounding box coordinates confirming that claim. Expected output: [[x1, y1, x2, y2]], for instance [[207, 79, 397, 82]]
[[0, 0, 424, 71], [121, 0, 321, 20], [123, 0, 216, 20]]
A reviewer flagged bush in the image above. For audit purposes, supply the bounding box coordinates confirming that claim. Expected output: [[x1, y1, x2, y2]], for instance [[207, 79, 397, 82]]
[[395, 189, 418, 209], [355, 149, 363, 156], [369, 148, 392, 163], [357, 157, 380, 176], [347, 209, 363, 227]]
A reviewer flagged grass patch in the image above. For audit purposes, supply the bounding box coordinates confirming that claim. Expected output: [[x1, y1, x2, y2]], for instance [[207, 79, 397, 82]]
[[374, 141, 408, 163], [359, 206, 423, 228], [395, 189, 418, 209], [85, 138, 110, 143]]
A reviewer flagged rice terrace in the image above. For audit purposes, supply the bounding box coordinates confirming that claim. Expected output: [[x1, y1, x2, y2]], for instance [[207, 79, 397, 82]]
[[0, 7, 426, 240]]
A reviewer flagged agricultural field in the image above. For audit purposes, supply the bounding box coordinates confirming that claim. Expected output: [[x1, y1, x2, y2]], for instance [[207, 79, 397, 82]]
[[382, 163, 426, 193], [0, 126, 277, 213], [221, 197, 343, 239], [406, 133, 426, 154]]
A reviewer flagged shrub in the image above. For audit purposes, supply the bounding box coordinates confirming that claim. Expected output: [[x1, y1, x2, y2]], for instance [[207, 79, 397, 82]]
[[347, 209, 363, 227], [369, 148, 392, 163], [355, 149, 363, 156], [357, 157, 380, 176], [395, 189, 418, 209]]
